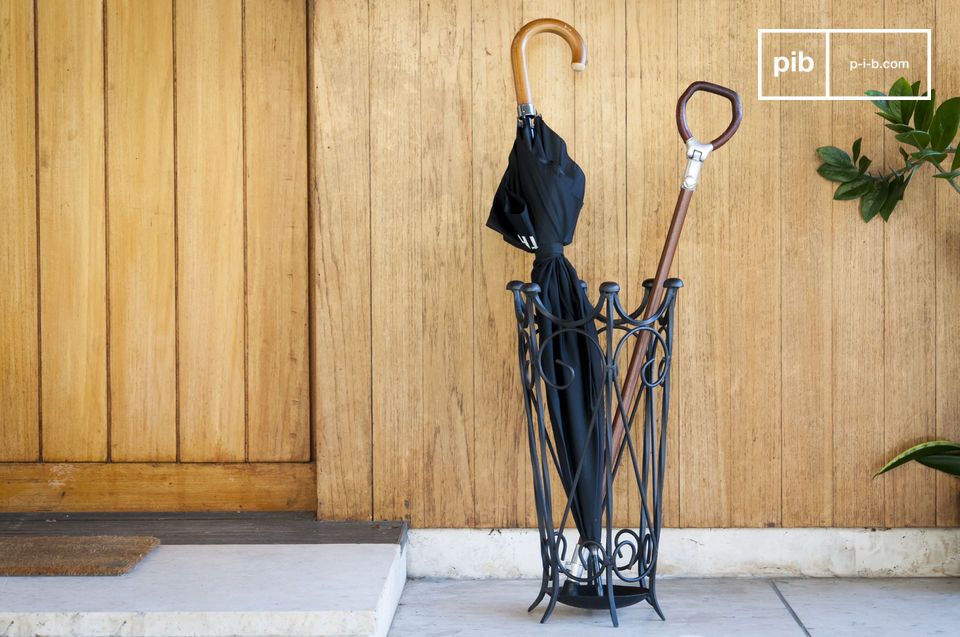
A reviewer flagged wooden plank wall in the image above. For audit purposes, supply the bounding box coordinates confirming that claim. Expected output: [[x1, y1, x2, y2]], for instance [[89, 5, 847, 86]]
[[2, 0, 957, 525], [311, 0, 959, 527], [0, 0, 310, 476]]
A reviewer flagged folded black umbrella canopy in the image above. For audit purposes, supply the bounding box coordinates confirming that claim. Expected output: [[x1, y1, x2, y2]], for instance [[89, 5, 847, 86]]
[[487, 114, 604, 547]]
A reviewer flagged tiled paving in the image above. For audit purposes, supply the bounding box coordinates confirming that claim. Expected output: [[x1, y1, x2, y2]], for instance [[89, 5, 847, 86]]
[[390, 577, 960, 636]]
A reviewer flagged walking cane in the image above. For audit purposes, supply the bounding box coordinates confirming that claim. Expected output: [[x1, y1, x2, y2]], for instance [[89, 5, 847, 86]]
[[609, 82, 743, 471]]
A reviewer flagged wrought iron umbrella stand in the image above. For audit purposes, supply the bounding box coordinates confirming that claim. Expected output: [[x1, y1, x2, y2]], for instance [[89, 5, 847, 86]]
[[507, 276, 682, 627]]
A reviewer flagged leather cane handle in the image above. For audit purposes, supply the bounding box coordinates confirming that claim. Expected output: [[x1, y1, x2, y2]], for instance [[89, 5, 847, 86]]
[[676, 81, 743, 149], [511, 19, 587, 108]]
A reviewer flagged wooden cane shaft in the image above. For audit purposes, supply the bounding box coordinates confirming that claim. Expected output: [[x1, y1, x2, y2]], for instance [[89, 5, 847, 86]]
[[610, 187, 693, 468]]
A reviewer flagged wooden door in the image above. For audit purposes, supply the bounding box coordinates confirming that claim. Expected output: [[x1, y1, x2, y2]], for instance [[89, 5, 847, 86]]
[[0, 0, 314, 512]]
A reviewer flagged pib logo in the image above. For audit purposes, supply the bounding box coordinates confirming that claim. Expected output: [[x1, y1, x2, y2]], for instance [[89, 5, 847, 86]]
[[773, 50, 815, 78]]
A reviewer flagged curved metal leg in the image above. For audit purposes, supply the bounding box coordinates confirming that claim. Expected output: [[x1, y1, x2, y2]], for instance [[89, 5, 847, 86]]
[[606, 569, 619, 627], [528, 572, 548, 612], [540, 568, 560, 623], [647, 594, 665, 621], [647, 577, 665, 621]]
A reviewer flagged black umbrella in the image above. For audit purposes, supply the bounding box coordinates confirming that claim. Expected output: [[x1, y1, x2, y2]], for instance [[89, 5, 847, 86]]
[[486, 19, 603, 549]]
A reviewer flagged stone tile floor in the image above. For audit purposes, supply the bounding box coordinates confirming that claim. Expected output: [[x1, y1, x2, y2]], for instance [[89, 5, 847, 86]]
[[390, 577, 960, 636]]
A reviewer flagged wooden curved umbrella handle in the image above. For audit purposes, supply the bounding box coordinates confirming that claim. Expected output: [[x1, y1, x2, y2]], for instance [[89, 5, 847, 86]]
[[511, 18, 587, 110], [676, 81, 743, 149]]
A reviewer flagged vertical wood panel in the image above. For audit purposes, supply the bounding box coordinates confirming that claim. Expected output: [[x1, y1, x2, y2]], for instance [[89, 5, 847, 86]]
[[311, 0, 373, 519], [37, 0, 107, 461], [935, 0, 960, 526], [106, 0, 177, 461], [175, 0, 246, 462], [831, 1, 885, 527], [882, 0, 937, 527], [726, 0, 782, 528], [370, 0, 422, 523], [780, 4, 834, 526], [676, 0, 733, 527], [420, 0, 475, 527], [244, 0, 310, 462], [471, 0, 528, 528], [570, 1, 625, 286], [626, 0, 679, 526], [0, 0, 39, 461], [573, 0, 629, 526]]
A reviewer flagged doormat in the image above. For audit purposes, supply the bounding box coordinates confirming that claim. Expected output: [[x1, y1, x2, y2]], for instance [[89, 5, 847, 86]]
[[0, 535, 160, 576]]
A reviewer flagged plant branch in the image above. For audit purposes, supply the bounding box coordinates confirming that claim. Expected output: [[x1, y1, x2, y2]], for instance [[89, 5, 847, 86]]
[[933, 161, 960, 193]]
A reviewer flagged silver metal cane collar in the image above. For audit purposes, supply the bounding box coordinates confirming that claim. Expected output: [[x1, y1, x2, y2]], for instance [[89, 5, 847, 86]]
[[681, 137, 714, 191]]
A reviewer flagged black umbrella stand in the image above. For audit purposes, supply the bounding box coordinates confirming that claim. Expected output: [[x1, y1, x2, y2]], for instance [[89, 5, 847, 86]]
[[507, 276, 682, 627]]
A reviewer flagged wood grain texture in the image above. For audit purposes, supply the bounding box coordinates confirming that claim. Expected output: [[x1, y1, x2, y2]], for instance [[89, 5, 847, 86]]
[[882, 0, 937, 527], [935, 0, 960, 526], [310, 0, 373, 520], [106, 0, 177, 461], [779, 5, 834, 527], [4, 0, 960, 525], [36, 0, 108, 461], [0, 0, 39, 461], [370, 0, 423, 524], [471, 0, 529, 528], [830, 3, 886, 527], [0, 463, 315, 512], [175, 0, 246, 462], [676, 0, 733, 527], [727, 0, 782, 528], [626, 0, 679, 527], [420, 0, 476, 527], [244, 0, 310, 462]]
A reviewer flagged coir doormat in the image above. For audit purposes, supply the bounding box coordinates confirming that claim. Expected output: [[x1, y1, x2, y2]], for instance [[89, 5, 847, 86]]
[[0, 535, 160, 576]]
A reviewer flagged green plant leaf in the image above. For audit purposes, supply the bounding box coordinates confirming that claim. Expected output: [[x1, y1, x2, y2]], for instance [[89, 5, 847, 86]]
[[834, 177, 874, 200], [912, 148, 948, 163], [895, 130, 930, 149], [858, 156, 872, 173], [817, 163, 860, 182], [876, 110, 903, 124], [866, 89, 892, 114], [888, 77, 915, 124], [875, 440, 960, 476], [899, 147, 912, 163], [816, 145, 853, 167], [918, 454, 960, 476], [911, 80, 922, 96], [860, 180, 888, 222], [913, 89, 935, 130], [885, 123, 914, 133], [929, 96, 960, 151], [876, 176, 908, 221], [953, 148, 960, 171], [934, 169, 960, 179], [852, 137, 862, 162]]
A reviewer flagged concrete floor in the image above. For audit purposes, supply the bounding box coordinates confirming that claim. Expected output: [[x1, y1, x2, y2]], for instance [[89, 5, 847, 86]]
[[389, 577, 960, 636]]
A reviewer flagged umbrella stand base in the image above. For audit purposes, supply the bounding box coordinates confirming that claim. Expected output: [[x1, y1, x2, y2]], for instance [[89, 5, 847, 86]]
[[508, 278, 681, 628], [551, 581, 651, 609]]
